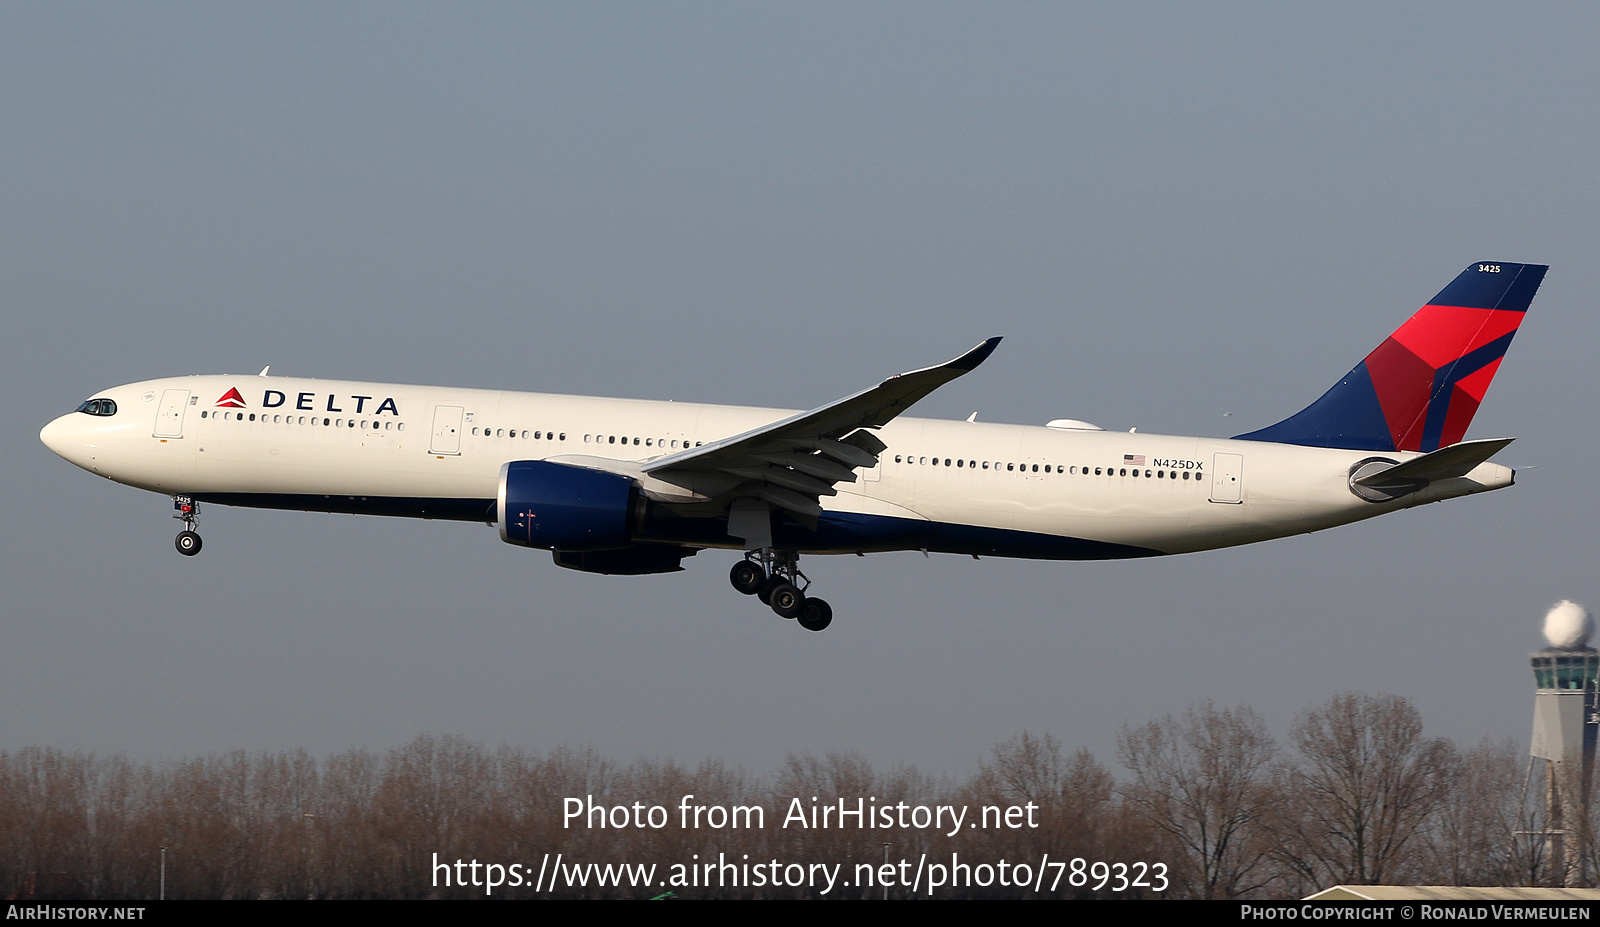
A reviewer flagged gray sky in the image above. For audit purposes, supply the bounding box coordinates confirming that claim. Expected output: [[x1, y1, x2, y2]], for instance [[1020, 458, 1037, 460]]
[[4, 2, 1598, 776]]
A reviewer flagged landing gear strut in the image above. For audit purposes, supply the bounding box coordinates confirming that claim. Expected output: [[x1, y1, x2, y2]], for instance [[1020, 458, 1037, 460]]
[[729, 550, 833, 631], [173, 496, 202, 557]]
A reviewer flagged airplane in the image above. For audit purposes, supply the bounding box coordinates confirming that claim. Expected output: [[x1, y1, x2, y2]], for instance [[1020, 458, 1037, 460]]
[[40, 261, 1546, 632]]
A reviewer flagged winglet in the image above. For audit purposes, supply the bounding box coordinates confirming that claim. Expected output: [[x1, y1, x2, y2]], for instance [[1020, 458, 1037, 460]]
[[948, 336, 1002, 373]]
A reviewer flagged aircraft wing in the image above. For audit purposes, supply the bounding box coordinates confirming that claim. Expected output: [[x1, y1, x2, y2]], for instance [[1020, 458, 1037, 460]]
[[640, 337, 1002, 519]]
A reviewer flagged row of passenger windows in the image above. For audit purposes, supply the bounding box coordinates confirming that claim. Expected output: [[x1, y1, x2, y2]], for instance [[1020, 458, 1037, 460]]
[[892, 455, 1203, 480], [200, 409, 406, 431], [583, 434, 703, 449], [470, 427, 566, 441]]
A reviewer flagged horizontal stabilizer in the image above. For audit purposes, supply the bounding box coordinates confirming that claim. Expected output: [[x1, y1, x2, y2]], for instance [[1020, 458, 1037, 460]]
[[1354, 437, 1514, 488]]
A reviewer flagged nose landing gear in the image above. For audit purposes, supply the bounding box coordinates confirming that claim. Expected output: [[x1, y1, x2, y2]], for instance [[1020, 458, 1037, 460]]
[[729, 550, 833, 632], [173, 496, 202, 556]]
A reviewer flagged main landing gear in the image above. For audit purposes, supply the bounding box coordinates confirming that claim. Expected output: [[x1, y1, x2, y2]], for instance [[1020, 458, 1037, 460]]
[[173, 496, 202, 557], [730, 551, 833, 632]]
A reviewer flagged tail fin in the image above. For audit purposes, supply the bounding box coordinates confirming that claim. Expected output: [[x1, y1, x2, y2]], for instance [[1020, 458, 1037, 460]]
[[1235, 261, 1547, 452]]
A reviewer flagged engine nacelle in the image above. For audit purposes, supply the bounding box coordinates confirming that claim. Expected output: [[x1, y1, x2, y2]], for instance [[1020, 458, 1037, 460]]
[[498, 460, 637, 551]]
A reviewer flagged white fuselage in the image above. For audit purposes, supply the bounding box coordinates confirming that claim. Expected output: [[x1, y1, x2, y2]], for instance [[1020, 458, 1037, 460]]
[[40, 375, 1515, 559]]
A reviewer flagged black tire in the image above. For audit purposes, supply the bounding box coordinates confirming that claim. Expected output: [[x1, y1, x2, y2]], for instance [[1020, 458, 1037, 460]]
[[768, 582, 804, 619], [798, 597, 833, 632], [175, 531, 202, 556], [729, 560, 766, 595]]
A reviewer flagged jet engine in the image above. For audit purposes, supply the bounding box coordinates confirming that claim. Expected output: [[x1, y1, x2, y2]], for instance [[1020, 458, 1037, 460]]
[[497, 459, 696, 575], [497, 459, 640, 551]]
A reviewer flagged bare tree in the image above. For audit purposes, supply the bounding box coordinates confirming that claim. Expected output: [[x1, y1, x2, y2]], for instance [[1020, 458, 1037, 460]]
[[1118, 702, 1278, 899], [1275, 692, 1455, 886], [1420, 737, 1529, 886]]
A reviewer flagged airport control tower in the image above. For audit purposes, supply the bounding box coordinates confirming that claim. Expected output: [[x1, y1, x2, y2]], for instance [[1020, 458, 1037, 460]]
[[1530, 601, 1600, 886]]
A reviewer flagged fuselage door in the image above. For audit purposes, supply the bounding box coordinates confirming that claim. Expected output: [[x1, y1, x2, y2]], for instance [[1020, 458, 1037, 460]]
[[430, 405, 464, 455], [1210, 453, 1243, 503], [153, 389, 191, 438]]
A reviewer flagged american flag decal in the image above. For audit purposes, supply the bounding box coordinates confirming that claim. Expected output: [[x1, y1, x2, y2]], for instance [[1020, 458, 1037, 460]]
[[1124, 454, 1146, 466]]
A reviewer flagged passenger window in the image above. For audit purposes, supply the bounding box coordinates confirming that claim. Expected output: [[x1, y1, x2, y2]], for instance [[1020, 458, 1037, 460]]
[[1007, 463, 1014, 471]]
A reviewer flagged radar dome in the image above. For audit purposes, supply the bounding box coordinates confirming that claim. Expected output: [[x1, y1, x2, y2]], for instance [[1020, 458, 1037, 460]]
[[1543, 600, 1594, 650]]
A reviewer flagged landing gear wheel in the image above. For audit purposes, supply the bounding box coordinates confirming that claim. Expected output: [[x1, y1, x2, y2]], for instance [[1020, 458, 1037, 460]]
[[797, 597, 833, 632], [756, 579, 775, 606], [768, 582, 804, 619], [175, 531, 202, 556], [729, 560, 766, 595]]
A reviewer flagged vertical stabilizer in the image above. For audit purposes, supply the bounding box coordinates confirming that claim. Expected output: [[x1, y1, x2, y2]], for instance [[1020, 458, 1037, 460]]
[[1235, 262, 1546, 452]]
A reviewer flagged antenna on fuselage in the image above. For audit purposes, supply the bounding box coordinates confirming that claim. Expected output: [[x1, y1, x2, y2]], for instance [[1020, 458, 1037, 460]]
[[258, 366, 271, 377]]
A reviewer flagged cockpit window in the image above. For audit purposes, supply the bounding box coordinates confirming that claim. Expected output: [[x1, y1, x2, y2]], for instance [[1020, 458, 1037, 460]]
[[75, 398, 117, 416]]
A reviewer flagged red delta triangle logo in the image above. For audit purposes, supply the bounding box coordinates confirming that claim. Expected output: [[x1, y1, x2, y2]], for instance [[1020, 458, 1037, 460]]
[[215, 387, 247, 408]]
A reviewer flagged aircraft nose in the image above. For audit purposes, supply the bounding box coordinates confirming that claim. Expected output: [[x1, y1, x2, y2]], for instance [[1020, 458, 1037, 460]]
[[40, 414, 72, 456], [40, 413, 91, 467]]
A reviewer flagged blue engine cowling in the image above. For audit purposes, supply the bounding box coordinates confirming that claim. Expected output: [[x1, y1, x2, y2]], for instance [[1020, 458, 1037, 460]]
[[497, 460, 638, 551]]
